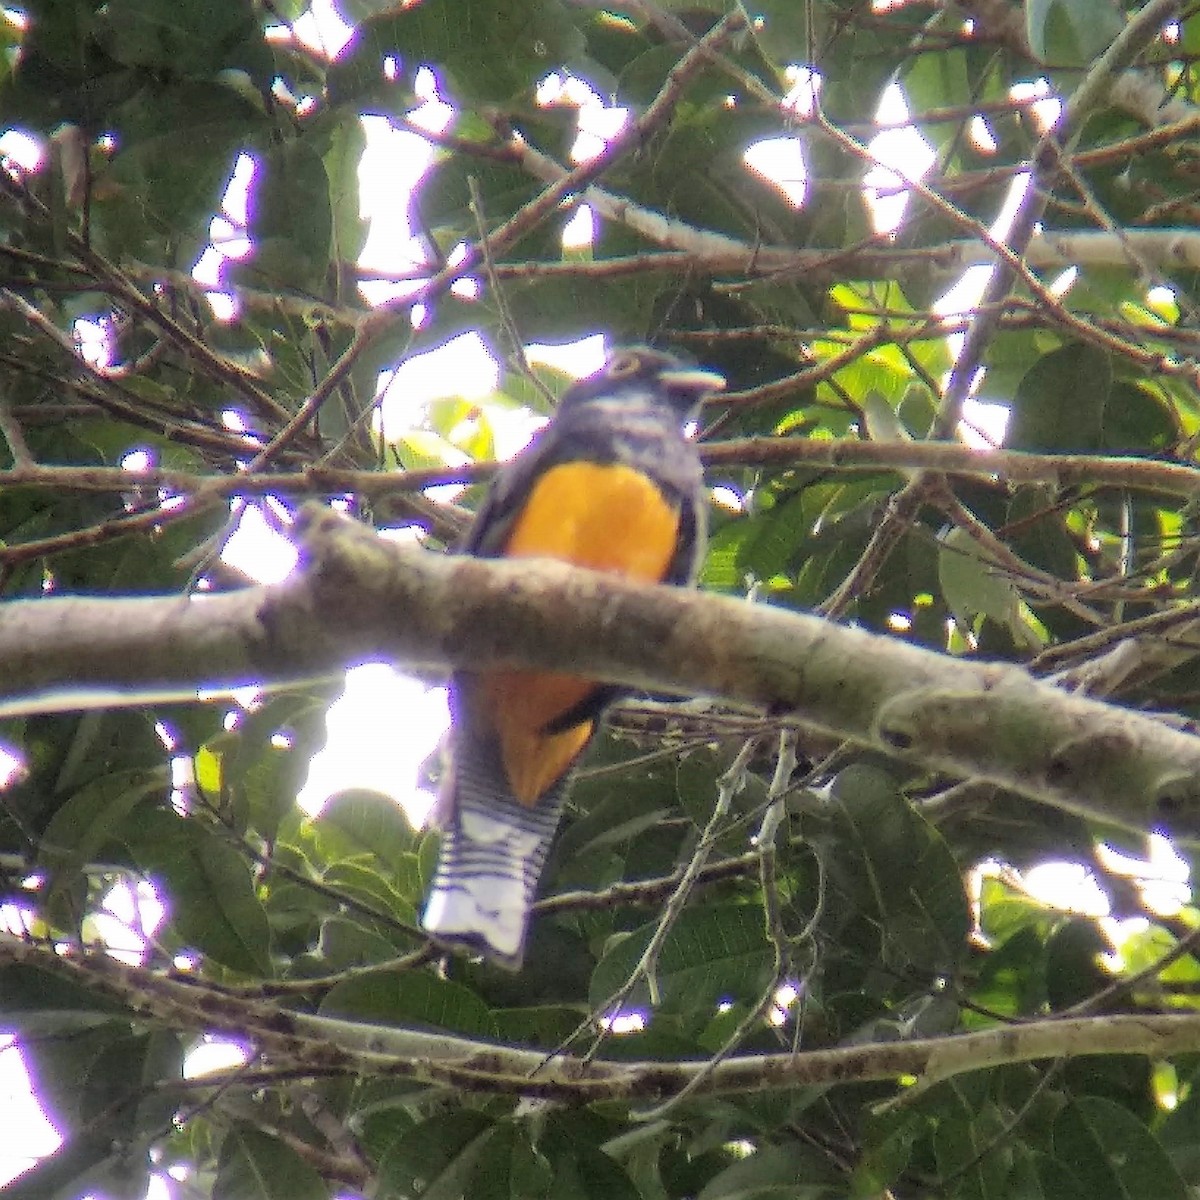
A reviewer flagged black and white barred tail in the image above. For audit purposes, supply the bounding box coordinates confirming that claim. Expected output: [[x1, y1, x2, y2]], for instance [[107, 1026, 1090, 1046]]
[[422, 741, 568, 970]]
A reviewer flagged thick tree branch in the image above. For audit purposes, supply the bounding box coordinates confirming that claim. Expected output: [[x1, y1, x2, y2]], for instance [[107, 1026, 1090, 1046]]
[[7, 938, 1200, 1106], [3, 510, 1200, 835]]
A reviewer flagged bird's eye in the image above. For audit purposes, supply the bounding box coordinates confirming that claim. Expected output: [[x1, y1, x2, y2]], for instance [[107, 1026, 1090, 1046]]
[[606, 351, 641, 380]]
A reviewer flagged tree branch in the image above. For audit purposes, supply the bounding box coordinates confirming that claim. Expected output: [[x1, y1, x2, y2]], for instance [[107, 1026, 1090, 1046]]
[[7, 938, 1200, 1106], [3, 509, 1200, 835], [5, 436, 1200, 506]]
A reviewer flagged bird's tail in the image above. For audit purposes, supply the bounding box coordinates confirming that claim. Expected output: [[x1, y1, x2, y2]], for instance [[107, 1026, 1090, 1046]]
[[422, 742, 567, 971]]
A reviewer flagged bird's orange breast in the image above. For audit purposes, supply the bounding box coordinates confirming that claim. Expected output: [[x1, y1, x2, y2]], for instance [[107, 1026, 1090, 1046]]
[[480, 461, 681, 806]]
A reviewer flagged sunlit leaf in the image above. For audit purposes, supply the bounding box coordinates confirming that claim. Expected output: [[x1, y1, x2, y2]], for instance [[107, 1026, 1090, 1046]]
[[215, 1125, 328, 1200]]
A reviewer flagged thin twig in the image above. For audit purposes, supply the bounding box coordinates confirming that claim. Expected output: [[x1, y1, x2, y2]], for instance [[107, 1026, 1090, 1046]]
[[929, 479, 1108, 625], [1063, 924, 1200, 1017], [0, 389, 33, 466], [627, 737, 757, 1009], [565, 738, 757, 1067], [937, 0, 1181, 433], [467, 174, 555, 410], [634, 731, 801, 1120]]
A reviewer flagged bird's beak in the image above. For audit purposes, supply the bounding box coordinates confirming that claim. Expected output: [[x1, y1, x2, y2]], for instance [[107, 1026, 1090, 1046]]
[[659, 368, 727, 393]]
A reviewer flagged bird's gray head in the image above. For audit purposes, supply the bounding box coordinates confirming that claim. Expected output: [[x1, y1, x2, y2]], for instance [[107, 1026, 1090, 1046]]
[[560, 347, 725, 422]]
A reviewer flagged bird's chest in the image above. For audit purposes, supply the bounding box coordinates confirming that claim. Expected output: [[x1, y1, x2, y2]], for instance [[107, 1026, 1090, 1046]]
[[501, 460, 681, 579]]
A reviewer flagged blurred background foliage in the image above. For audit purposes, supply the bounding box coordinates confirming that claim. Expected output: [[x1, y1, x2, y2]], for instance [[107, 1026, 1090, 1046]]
[[4, 0, 1200, 1197]]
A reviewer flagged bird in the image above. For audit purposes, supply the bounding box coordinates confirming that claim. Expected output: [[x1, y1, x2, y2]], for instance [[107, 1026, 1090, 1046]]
[[421, 347, 725, 969]]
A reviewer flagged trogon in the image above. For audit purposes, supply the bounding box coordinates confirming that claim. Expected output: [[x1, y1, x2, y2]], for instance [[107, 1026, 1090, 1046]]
[[421, 347, 725, 969]]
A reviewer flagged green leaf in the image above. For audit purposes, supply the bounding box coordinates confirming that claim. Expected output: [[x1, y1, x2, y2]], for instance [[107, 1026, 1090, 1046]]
[[19, 1020, 134, 1134], [321, 971, 496, 1037], [903, 48, 971, 152], [95, 0, 261, 78], [1052, 1097, 1188, 1200], [971, 924, 1048, 1019], [696, 1143, 846, 1200], [1030, 1152, 1091, 1200], [97, 80, 268, 251], [1005, 486, 1079, 585], [37, 765, 168, 885], [23, 709, 166, 814], [827, 764, 969, 975], [0, 964, 127, 1032], [545, 1140, 641, 1200], [588, 903, 771, 1015], [194, 745, 222, 796], [417, 135, 543, 243], [214, 1125, 329, 1200], [556, 755, 676, 864], [392, 851, 426, 904], [239, 139, 333, 291], [324, 111, 369, 264], [417, 829, 442, 895], [467, 1121, 553, 1200], [932, 1101, 1015, 1199], [1026, 0, 1124, 66], [322, 859, 415, 925], [376, 1111, 496, 1200], [1158, 1062, 1200, 1182], [747, 0, 811, 71], [330, 0, 585, 108], [939, 525, 1035, 648], [862, 389, 913, 445], [1007, 343, 1111, 453], [492, 1004, 583, 1047], [127, 811, 271, 975], [0, 1128, 148, 1200], [312, 788, 418, 872], [1101, 381, 1179, 454], [218, 690, 329, 844], [1044, 917, 1110, 1011], [316, 913, 403, 968], [82, 1029, 184, 1133], [174, 835, 272, 973], [854, 1111, 920, 1196]]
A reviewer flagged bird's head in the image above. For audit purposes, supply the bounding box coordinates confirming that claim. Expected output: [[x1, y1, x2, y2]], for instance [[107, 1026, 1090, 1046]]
[[561, 347, 725, 422]]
